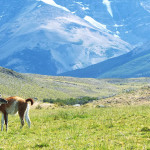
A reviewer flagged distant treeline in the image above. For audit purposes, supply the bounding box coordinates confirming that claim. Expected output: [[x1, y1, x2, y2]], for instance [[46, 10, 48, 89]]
[[43, 97, 98, 106]]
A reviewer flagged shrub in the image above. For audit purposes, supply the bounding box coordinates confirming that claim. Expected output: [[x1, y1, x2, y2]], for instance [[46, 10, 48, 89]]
[[43, 97, 98, 106], [35, 104, 42, 109], [141, 127, 150, 132]]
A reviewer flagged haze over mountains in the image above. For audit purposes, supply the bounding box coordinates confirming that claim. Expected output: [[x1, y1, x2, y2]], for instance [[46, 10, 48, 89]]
[[0, 0, 150, 77]]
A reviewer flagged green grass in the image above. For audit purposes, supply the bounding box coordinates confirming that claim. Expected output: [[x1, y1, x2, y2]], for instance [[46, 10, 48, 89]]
[[1, 67, 150, 149], [0, 106, 150, 150]]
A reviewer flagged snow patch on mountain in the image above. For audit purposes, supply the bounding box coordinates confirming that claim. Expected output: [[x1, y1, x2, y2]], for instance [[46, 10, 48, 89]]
[[39, 0, 70, 12], [84, 16, 108, 31], [140, 2, 150, 13], [102, 0, 113, 17], [81, 6, 89, 11], [114, 24, 124, 28], [74, 1, 89, 10], [74, 1, 82, 6], [114, 34, 120, 38]]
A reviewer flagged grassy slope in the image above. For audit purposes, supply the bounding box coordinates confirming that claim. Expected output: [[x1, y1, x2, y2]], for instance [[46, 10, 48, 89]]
[[99, 53, 150, 78], [92, 86, 150, 107], [1, 67, 150, 102]]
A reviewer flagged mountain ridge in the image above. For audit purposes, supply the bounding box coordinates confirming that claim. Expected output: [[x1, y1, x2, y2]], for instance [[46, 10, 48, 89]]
[[0, 0, 132, 75], [0, 0, 150, 76], [59, 42, 150, 78]]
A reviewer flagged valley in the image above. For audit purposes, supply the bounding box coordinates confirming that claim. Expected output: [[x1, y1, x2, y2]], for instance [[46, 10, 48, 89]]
[[1, 67, 150, 106]]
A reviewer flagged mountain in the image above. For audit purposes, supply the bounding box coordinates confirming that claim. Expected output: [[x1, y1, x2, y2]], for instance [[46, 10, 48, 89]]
[[0, 0, 150, 76], [0, 0, 131, 75], [56, 0, 150, 45], [59, 42, 150, 78]]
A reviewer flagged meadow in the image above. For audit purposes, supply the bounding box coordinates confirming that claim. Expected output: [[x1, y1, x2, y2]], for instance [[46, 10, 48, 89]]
[[0, 67, 150, 149], [0, 106, 150, 150]]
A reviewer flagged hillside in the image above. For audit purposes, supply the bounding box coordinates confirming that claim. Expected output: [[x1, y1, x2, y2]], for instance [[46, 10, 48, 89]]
[[60, 42, 150, 78], [0, 66, 150, 106], [92, 86, 150, 107]]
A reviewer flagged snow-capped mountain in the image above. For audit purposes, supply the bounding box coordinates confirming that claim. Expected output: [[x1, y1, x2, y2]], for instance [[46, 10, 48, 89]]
[[0, 0, 149, 75]]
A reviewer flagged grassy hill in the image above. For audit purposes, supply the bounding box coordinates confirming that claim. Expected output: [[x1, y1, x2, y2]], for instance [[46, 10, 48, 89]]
[[92, 85, 150, 107], [1, 66, 150, 105]]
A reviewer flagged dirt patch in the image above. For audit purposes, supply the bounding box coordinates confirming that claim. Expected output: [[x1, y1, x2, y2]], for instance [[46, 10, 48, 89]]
[[91, 87, 150, 107], [32, 102, 55, 109]]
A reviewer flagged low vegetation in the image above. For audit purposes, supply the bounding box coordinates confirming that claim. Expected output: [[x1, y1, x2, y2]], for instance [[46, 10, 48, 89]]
[[43, 96, 98, 106], [0, 106, 150, 149], [0, 67, 150, 103], [0, 67, 150, 149]]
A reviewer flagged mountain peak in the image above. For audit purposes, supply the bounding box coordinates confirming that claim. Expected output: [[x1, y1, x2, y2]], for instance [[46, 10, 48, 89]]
[[39, 0, 70, 12]]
